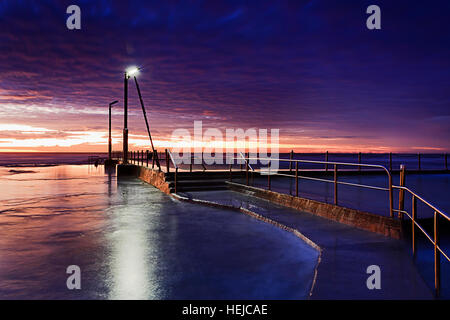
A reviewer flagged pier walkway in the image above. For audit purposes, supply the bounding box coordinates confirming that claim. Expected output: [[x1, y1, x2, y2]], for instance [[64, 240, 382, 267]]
[[178, 189, 433, 299], [115, 151, 449, 298]]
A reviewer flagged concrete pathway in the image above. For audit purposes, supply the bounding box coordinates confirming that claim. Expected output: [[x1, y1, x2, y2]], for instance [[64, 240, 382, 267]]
[[180, 190, 434, 299]]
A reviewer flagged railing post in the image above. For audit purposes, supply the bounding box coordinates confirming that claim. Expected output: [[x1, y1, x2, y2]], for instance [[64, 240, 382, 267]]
[[240, 152, 244, 171], [146, 150, 149, 167], [434, 211, 440, 297], [165, 149, 169, 173], [418, 153, 421, 171], [445, 153, 448, 171], [388, 173, 393, 218], [246, 157, 249, 186], [229, 164, 232, 182], [334, 164, 338, 205], [412, 195, 417, 259], [156, 149, 161, 172], [289, 150, 293, 172], [325, 151, 328, 172], [174, 167, 178, 194], [389, 152, 393, 172], [358, 152, 361, 172], [295, 162, 299, 197], [152, 150, 155, 169], [398, 164, 406, 219], [268, 160, 271, 190]]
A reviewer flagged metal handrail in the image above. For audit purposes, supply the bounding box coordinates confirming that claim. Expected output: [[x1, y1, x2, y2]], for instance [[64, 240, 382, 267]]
[[275, 171, 390, 191], [239, 152, 254, 171], [235, 155, 447, 297], [243, 157, 391, 175], [167, 149, 178, 170], [394, 208, 449, 261], [393, 185, 449, 221], [235, 155, 394, 217], [392, 184, 449, 296]]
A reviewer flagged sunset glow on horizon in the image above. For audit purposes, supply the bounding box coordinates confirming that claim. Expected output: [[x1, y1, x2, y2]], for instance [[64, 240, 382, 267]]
[[0, 120, 446, 154]]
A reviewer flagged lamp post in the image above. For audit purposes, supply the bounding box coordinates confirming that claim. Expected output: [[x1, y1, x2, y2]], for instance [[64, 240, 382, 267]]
[[122, 67, 140, 164], [108, 100, 118, 160]]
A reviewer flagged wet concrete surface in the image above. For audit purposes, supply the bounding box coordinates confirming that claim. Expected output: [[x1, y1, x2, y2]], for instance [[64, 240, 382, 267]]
[[182, 190, 435, 299]]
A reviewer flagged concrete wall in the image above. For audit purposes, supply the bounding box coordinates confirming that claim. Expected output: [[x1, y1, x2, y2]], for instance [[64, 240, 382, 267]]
[[226, 181, 402, 239], [117, 164, 171, 194]]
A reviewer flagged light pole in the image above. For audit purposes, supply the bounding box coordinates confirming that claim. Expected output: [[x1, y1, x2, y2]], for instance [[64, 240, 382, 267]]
[[108, 100, 118, 160], [123, 67, 140, 164]]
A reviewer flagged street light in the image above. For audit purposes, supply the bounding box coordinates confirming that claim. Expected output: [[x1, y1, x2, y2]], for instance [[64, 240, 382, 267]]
[[123, 66, 141, 164], [126, 66, 140, 77], [123, 65, 143, 164], [108, 100, 118, 160]]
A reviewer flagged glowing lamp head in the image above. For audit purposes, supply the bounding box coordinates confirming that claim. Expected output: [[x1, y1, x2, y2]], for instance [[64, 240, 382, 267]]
[[126, 66, 140, 77]]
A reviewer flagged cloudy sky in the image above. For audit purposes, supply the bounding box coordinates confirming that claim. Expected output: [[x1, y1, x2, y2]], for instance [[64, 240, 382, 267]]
[[0, 0, 449, 152]]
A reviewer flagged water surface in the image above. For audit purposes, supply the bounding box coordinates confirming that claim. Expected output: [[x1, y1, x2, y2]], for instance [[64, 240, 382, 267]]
[[0, 165, 318, 299]]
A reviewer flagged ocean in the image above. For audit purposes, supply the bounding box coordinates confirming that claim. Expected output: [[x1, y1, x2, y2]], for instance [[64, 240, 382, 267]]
[[0, 152, 448, 170]]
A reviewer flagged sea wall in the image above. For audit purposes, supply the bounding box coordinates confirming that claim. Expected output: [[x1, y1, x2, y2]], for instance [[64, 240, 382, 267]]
[[117, 164, 171, 194], [226, 181, 402, 239]]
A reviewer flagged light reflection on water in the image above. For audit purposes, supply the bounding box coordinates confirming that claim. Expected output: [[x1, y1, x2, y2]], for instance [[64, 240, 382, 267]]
[[0, 165, 318, 299]]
